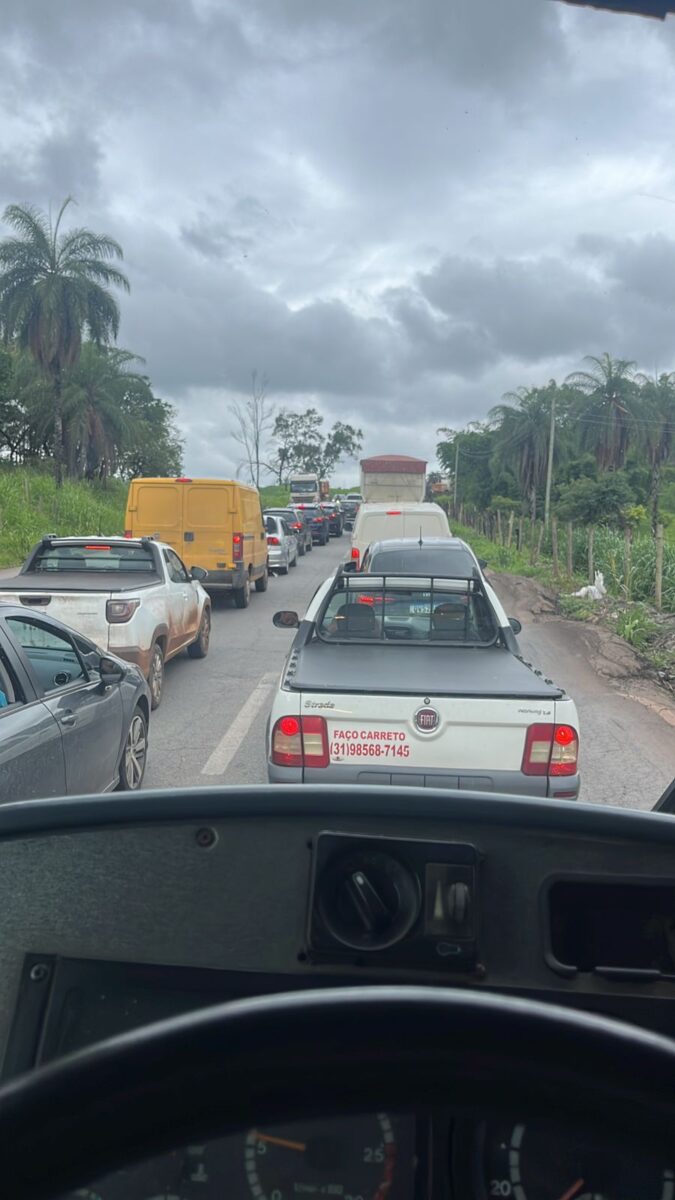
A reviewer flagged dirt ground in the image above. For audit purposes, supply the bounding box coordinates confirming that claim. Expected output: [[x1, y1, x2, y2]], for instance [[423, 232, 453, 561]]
[[491, 571, 675, 810]]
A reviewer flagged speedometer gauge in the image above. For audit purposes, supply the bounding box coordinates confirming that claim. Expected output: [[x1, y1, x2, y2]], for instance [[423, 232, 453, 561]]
[[477, 1120, 674, 1200], [245, 1113, 396, 1200]]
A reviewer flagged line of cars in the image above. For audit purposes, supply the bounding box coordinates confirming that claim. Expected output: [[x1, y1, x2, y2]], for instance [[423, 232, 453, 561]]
[[0, 480, 352, 804], [267, 505, 582, 801], [263, 499, 346, 572]]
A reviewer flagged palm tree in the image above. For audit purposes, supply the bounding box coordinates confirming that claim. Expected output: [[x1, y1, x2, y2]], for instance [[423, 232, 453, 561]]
[[62, 343, 147, 480], [565, 353, 639, 472], [489, 387, 553, 521], [634, 372, 675, 535], [0, 198, 129, 483]]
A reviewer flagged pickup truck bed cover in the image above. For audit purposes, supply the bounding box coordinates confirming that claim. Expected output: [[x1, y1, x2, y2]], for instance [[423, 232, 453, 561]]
[[288, 640, 564, 699], [0, 571, 161, 593]]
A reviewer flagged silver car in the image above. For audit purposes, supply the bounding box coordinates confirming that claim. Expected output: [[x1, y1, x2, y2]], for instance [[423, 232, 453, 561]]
[[265, 514, 298, 575]]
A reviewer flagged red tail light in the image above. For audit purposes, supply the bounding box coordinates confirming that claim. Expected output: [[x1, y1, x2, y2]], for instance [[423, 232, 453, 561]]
[[233, 533, 243, 562], [271, 716, 329, 768], [351, 547, 360, 564], [386, 510, 401, 515], [175, 477, 193, 483], [522, 723, 579, 778], [267, 536, 280, 546], [106, 598, 140, 623], [124, 530, 133, 539]]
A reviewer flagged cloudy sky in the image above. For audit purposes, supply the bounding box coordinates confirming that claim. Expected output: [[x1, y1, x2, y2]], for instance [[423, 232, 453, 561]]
[[2, 0, 675, 480]]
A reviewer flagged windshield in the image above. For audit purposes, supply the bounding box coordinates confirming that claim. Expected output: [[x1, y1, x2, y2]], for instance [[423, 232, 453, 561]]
[[30, 544, 156, 573], [0, 0, 673, 815], [368, 548, 475, 575], [317, 578, 498, 645]]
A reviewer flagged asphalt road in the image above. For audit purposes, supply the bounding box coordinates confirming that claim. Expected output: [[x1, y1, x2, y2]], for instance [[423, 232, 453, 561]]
[[143, 538, 675, 811]]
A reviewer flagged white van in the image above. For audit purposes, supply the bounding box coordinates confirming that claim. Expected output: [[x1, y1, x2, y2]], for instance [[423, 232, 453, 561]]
[[349, 502, 451, 566]]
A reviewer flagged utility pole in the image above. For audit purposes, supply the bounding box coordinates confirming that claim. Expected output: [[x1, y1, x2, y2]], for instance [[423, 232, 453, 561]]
[[544, 389, 556, 530], [453, 438, 460, 518]]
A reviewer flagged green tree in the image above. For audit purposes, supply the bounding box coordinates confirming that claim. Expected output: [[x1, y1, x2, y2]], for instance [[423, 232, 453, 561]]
[[565, 353, 639, 473], [270, 408, 362, 479], [634, 372, 675, 534], [556, 472, 634, 526], [62, 344, 147, 479], [489, 387, 555, 521], [436, 424, 498, 512], [0, 198, 129, 483]]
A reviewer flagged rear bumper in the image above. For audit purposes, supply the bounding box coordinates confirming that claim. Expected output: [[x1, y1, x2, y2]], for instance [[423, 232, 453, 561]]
[[267, 548, 286, 568], [204, 565, 247, 593], [268, 761, 580, 798]]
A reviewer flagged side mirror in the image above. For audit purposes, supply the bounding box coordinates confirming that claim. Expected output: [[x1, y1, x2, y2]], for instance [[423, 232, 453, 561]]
[[478, 558, 488, 570], [508, 617, 522, 635], [99, 656, 126, 687], [273, 610, 300, 629], [342, 560, 357, 573], [190, 566, 208, 582]]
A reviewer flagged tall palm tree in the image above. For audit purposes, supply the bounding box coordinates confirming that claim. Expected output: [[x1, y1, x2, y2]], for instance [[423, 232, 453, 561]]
[[62, 343, 147, 480], [489, 387, 553, 521], [565, 353, 638, 472], [634, 372, 675, 535], [0, 198, 129, 483]]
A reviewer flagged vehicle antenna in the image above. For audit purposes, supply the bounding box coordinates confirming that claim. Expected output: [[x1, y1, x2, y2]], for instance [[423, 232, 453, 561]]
[[418, 526, 423, 548]]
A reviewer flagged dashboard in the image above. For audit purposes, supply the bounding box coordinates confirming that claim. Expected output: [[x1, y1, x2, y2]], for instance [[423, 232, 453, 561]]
[[0, 785, 674, 1198]]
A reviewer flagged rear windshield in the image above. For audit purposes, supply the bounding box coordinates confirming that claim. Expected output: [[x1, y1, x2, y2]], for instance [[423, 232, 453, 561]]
[[290, 482, 317, 493], [368, 548, 474, 575], [297, 506, 320, 517], [30, 544, 156, 573], [317, 578, 498, 645]]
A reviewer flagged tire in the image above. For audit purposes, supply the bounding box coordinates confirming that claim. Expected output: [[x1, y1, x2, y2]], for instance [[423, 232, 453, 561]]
[[187, 607, 211, 659], [255, 564, 269, 593], [290, 548, 297, 568], [148, 642, 164, 710], [279, 557, 290, 576], [306, 539, 313, 553], [117, 706, 148, 791], [298, 540, 305, 557], [234, 573, 251, 608], [336, 526, 343, 538]]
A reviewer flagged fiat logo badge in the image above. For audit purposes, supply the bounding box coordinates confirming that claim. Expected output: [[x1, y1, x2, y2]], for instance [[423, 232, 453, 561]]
[[414, 706, 440, 733]]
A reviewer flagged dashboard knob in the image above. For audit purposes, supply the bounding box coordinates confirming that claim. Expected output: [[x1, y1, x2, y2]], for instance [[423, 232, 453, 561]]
[[317, 850, 421, 951]]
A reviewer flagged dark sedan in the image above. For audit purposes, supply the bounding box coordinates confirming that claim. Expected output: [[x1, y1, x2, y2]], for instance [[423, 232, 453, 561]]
[[319, 502, 344, 537], [0, 604, 151, 801], [293, 505, 330, 545]]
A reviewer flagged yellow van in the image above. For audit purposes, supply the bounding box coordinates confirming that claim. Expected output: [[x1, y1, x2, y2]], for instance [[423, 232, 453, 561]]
[[124, 477, 268, 607]]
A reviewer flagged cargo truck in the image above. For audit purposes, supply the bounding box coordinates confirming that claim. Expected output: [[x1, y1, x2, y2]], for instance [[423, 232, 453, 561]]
[[359, 454, 426, 503]]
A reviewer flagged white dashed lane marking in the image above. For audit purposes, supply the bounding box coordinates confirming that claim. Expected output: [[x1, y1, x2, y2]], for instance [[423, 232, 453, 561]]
[[201, 672, 277, 776]]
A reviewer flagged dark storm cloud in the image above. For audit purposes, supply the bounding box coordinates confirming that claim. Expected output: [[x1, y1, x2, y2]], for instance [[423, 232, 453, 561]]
[[1, 0, 675, 474]]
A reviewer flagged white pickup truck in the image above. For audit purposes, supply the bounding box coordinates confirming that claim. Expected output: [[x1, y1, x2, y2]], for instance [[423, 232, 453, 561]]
[[0, 536, 212, 709], [268, 564, 580, 799]]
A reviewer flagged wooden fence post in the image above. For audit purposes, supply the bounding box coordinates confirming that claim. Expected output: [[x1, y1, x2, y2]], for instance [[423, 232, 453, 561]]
[[588, 526, 595, 583], [624, 526, 632, 601], [656, 523, 664, 611], [551, 516, 559, 579], [496, 509, 502, 546], [507, 511, 514, 549], [518, 516, 524, 552], [529, 519, 538, 566], [566, 521, 573, 577]]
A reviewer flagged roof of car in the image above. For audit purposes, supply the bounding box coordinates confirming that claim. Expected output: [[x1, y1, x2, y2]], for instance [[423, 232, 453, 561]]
[[355, 502, 446, 514], [367, 537, 470, 551]]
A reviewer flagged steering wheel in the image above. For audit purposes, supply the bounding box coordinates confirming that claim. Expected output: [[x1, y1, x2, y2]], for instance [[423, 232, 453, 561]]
[[2, 986, 675, 1199]]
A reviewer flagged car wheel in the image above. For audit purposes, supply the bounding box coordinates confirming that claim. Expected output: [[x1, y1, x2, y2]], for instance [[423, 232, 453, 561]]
[[187, 607, 211, 659], [118, 707, 148, 791], [255, 564, 269, 592], [148, 642, 164, 710], [234, 573, 251, 608], [279, 556, 290, 575], [336, 526, 343, 537], [298, 540, 305, 557], [306, 538, 313, 552], [290, 548, 297, 567]]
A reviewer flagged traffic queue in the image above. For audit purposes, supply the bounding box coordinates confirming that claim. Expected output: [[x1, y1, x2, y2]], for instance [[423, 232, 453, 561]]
[[0, 472, 348, 803]]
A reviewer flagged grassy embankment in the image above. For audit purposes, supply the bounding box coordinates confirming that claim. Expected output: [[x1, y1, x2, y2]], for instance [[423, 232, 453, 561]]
[[0, 467, 127, 567]]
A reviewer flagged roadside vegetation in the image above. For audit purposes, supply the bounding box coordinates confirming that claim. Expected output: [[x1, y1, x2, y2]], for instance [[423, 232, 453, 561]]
[[0, 467, 126, 566]]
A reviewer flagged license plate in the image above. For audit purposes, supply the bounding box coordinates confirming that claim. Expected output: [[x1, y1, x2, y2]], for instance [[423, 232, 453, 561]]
[[411, 604, 431, 615]]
